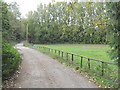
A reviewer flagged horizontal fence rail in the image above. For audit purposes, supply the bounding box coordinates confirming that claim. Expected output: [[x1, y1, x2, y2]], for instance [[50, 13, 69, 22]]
[[32, 46, 118, 80], [35, 46, 116, 64]]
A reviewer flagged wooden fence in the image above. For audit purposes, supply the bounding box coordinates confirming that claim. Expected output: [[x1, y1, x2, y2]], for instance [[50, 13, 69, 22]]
[[33, 46, 117, 77]]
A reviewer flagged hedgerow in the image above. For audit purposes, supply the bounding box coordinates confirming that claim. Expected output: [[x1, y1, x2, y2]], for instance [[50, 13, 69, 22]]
[[2, 40, 22, 81]]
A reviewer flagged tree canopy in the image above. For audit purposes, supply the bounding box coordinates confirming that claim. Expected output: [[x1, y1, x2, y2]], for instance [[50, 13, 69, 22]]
[[26, 2, 111, 44], [2, 1, 24, 42]]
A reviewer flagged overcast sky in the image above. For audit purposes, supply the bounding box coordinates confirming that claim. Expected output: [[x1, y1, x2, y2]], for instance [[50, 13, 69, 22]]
[[4, 0, 119, 18], [4, 0, 71, 18]]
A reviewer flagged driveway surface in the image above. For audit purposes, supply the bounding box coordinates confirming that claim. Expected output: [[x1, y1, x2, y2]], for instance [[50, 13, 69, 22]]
[[14, 43, 98, 88]]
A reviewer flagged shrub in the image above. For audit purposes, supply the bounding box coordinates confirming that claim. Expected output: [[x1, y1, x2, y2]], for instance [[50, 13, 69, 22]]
[[2, 40, 22, 81]]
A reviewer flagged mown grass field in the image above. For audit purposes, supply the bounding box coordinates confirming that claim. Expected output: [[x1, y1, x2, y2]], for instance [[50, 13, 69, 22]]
[[33, 44, 118, 88], [35, 44, 112, 61]]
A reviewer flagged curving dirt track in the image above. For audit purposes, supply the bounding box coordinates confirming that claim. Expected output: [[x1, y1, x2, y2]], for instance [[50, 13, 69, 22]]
[[13, 43, 98, 88]]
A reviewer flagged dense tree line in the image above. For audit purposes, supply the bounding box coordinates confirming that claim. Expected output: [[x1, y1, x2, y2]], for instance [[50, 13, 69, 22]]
[[25, 2, 111, 44], [105, 2, 119, 82], [2, 1, 22, 81], [2, 1, 24, 42], [105, 2, 120, 60]]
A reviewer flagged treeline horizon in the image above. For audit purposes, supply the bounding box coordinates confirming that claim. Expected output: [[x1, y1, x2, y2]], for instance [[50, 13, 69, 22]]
[[23, 2, 112, 44]]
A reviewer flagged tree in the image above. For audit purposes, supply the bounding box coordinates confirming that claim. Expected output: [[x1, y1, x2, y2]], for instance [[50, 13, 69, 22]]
[[105, 2, 119, 61], [2, 1, 24, 42], [105, 2, 120, 87], [26, 1, 110, 45], [8, 2, 23, 42], [2, 1, 10, 41]]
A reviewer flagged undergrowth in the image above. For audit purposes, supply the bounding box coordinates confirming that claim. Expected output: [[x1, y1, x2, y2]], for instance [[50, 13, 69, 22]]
[[2, 40, 22, 81]]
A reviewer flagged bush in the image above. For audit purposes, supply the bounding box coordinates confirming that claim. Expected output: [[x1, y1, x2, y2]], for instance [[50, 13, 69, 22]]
[[2, 40, 22, 81]]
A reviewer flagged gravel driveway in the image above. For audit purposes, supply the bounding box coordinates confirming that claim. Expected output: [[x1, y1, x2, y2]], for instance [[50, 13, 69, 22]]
[[13, 43, 98, 88]]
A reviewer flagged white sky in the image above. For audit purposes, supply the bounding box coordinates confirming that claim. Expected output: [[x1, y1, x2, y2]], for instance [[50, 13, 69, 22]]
[[4, 0, 119, 18], [4, 0, 71, 18]]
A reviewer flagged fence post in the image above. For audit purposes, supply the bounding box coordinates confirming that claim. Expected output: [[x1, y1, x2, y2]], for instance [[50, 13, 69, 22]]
[[102, 62, 104, 76], [59, 51, 60, 56], [72, 54, 74, 62], [66, 53, 68, 60], [88, 58, 90, 69], [81, 57, 83, 68], [62, 52, 63, 58]]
